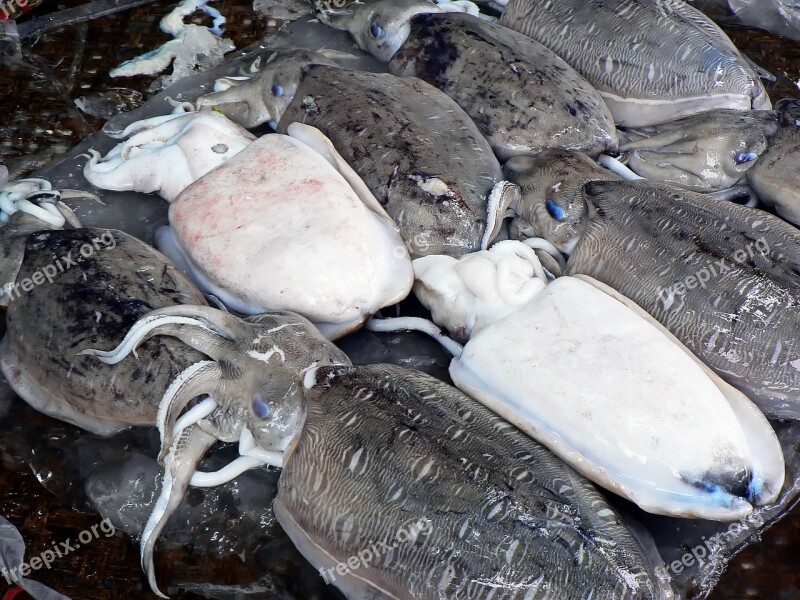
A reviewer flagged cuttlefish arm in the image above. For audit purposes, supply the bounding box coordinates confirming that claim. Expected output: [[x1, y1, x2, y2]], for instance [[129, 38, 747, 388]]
[[140, 421, 217, 599], [0, 177, 86, 228]]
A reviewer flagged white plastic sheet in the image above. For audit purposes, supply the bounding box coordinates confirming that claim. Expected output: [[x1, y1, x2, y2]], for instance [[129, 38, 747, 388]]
[[0, 517, 72, 600]]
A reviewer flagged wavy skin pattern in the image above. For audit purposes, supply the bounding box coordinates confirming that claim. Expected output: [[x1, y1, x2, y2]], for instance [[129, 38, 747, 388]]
[[277, 364, 665, 599]]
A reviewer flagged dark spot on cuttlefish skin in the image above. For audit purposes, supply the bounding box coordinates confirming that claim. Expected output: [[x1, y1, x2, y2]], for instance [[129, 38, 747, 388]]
[[398, 15, 460, 90]]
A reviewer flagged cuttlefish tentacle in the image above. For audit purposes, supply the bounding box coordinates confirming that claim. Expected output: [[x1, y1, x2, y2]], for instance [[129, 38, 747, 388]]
[[78, 306, 241, 363], [172, 395, 217, 440], [141, 421, 218, 599], [597, 154, 645, 181], [188, 422, 277, 487], [366, 316, 465, 357], [0, 178, 85, 228], [521, 237, 566, 271], [157, 360, 222, 462]]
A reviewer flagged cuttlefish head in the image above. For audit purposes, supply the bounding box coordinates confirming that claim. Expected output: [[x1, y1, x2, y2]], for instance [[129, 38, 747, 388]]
[[619, 109, 778, 192], [196, 49, 337, 129], [80, 305, 350, 597], [318, 0, 442, 62], [500, 150, 619, 255]]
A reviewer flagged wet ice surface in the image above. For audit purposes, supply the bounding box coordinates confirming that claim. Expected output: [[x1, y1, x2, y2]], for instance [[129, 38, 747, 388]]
[[0, 397, 335, 599], [74, 88, 144, 120]]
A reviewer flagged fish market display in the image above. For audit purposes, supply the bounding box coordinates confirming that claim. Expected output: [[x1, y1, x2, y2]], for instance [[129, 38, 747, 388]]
[[5, 1, 800, 599], [323, 3, 618, 159], [497, 0, 771, 126]]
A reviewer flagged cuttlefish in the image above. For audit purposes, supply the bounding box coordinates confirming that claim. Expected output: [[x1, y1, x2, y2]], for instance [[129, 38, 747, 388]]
[[161, 122, 413, 339], [83, 114, 414, 339], [0, 225, 207, 435], [78, 303, 350, 597], [496, 0, 771, 126], [369, 242, 785, 520], [91, 304, 673, 597], [83, 109, 256, 202], [494, 153, 800, 419], [282, 364, 673, 599], [320, 1, 618, 160], [196, 52, 508, 257]]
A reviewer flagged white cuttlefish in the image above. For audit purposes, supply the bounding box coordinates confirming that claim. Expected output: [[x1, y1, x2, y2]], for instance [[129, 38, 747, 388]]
[[84, 111, 414, 340], [368, 240, 785, 520]]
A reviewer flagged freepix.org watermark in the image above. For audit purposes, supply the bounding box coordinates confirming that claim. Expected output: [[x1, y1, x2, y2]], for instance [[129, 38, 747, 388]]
[[656, 236, 770, 309], [1, 230, 116, 303], [657, 512, 764, 577], [1, 518, 116, 584], [319, 517, 433, 585]]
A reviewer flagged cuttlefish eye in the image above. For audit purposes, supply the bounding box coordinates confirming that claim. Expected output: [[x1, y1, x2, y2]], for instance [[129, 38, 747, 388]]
[[370, 20, 383, 38], [271, 84, 283, 97], [546, 199, 566, 221], [251, 393, 271, 419], [734, 151, 758, 165]]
